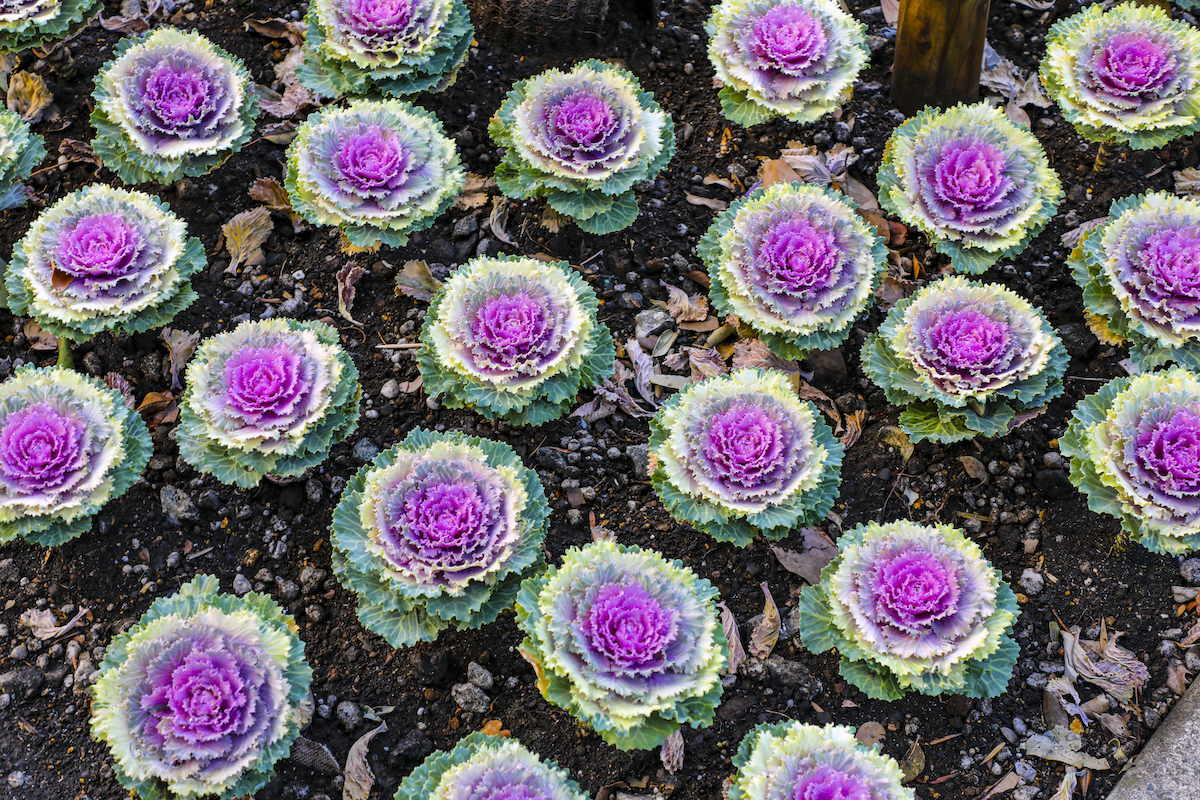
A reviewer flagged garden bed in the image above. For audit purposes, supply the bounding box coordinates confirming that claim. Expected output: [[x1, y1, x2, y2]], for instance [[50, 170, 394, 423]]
[[1, 0, 1198, 798]]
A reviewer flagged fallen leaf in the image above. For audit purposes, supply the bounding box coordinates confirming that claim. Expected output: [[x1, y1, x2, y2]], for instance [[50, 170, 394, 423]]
[[262, 120, 299, 145], [454, 172, 496, 210], [589, 510, 614, 542], [685, 193, 728, 211], [222, 207, 274, 273], [1022, 726, 1109, 770], [683, 346, 726, 380], [245, 17, 306, 44], [137, 391, 175, 414], [161, 328, 200, 391], [1050, 767, 1077, 800], [249, 176, 305, 231], [1060, 217, 1108, 249], [880, 0, 899, 24], [343, 721, 386, 800], [717, 602, 746, 675], [1098, 712, 1131, 739], [59, 138, 100, 166], [51, 266, 75, 292], [1167, 659, 1191, 695], [651, 329, 678, 358], [1061, 626, 1148, 705], [732, 338, 799, 373], [19, 606, 87, 639], [487, 197, 515, 245], [100, 0, 160, 30], [839, 409, 866, 448], [1045, 676, 1089, 725], [539, 207, 565, 233], [336, 263, 367, 326], [664, 284, 709, 321], [626, 339, 659, 407], [589, 360, 655, 419], [6, 71, 51, 122], [660, 730, 684, 775], [833, 174, 879, 211], [104, 373, 136, 408], [899, 740, 925, 783], [1176, 167, 1200, 196], [397, 376, 422, 394], [959, 456, 988, 483], [749, 582, 780, 659], [979, 772, 1020, 800], [769, 528, 837, 584], [289, 737, 342, 774], [394, 260, 442, 302], [23, 320, 57, 351], [880, 425, 914, 462], [480, 719, 511, 737], [855, 721, 885, 749], [759, 157, 804, 188]]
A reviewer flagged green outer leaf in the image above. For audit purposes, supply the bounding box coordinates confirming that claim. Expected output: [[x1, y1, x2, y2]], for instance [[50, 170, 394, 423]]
[[92, 575, 311, 800], [329, 427, 550, 645], [0, 112, 44, 210], [0, 0, 102, 53]]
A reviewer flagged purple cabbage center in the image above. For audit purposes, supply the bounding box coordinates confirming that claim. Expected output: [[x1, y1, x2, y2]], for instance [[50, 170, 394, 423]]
[[750, 4, 828, 73], [929, 139, 1010, 220], [706, 402, 786, 486], [581, 582, 677, 671], [469, 292, 550, 366], [345, 0, 414, 34], [1138, 227, 1200, 302], [758, 217, 840, 296], [55, 214, 142, 280], [0, 403, 85, 494], [221, 345, 306, 423], [142, 58, 217, 130], [872, 550, 959, 632], [1136, 406, 1200, 494], [550, 90, 618, 150], [1094, 33, 1173, 97], [924, 307, 1011, 374], [398, 477, 489, 552], [790, 765, 872, 800], [334, 126, 413, 193]]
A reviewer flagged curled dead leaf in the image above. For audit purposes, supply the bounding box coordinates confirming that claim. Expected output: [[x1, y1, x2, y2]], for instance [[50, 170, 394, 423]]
[[685, 193, 728, 211], [22, 320, 57, 351], [664, 284, 709, 321], [855, 721, 885, 749], [749, 582, 780, 659], [6, 71, 51, 123], [880, 425, 914, 462], [343, 721, 386, 800], [161, 328, 200, 391], [394, 259, 442, 302], [454, 172, 496, 210], [660, 730, 684, 775], [336, 263, 367, 326], [716, 602, 746, 676], [222, 207, 274, 273]]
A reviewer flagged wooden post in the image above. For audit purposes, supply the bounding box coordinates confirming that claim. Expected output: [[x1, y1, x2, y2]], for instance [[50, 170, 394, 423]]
[[892, 0, 991, 116]]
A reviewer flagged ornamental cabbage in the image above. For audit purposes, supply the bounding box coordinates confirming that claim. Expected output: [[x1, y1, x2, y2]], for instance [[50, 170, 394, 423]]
[[1061, 367, 1200, 555], [0, 366, 149, 547], [395, 732, 588, 800], [489, 59, 675, 235], [0, 0, 101, 53], [729, 721, 914, 800], [3, 184, 203, 342], [515, 540, 728, 750], [91, 29, 258, 185], [178, 319, 361, 488], [862, 276, 1067, 443], [650, 369, 843, 547], [798, 520, 1019, 700], [1041, 2, 1200, 149], [1069, 192, 1200, 370], [697, 182, 886, 358], [878, 103, 1063, 274], [330, 428, 549, 647], [0, 108, 43, 210], [418, 254, 615, 426], [706, 0, 868, 126], [286, 98, 463, 249], [297, 0, 474, 98], [91, 575, 311, 800]]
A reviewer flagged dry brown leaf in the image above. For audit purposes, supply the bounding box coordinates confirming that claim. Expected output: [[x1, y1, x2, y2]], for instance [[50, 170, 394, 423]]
[[880, 425, 914, 462], [685, 193, 728, 211], [717, 602, 746, 675], [487, 197, 515, 245], [664, 284, 709, 321], [626, 338, 659, 407], [1167, 659, 1191, 695], [245, 17, 306, 45], [833, 174, 879, 211], [839, 408, 866, 448], [7, 72, 51, 122], [137, 391, 175, 414], [769, 528, 837, 584], [1176, 167, 1200, 196], [454, 173, 496, 210], [959, 456, 989, 483], [684, 346, 726, 380], [480, 719, 511, 737], [343, 721, 386, 800], [749, 582, 780, 659], [19, 606, 87, 639], [855, 721, 885, 749], [660, 730, 685, 775], [899, 740, 925, 784], [249, 176, 290, 209], [222, 207, 274, 273], [337, 263, 367, 325], [679, 317, 720, 333], [1060, 216, 1109, 249], [161, 328, 200, 391], [979, 772, 1020, 800], [262, 120, 299, 145], [732, 338, 799, 373], [100, 0, 159, 31], [394, 260, 442, 302], [23, 320, 57, 351], [880, 0, 899, 24], [759, 158, 803, 189]]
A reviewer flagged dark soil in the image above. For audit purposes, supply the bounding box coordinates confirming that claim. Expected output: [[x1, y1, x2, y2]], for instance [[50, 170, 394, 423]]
[[1, 1, 1198, 799]]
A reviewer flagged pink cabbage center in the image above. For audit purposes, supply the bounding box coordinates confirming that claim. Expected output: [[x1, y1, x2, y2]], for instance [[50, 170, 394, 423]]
[[758, 217, 839, 296], [706, 402, 786, 486], [221, 345, 305, 421], [931, 139, 1009, 219], [550, 90, 618, 150], [1139, 227, 1200, 301], [334, 126, 413, 192], [582, 582, 677, 671], [1094, 33, 1172, 97], [1136, 406, 1200, 494], [469, 292, 549, 366], [143, 60, 217, 128], [399, 478, 489, 552], [347, 0, 414, 32], [55, 214, 142, 280], [0, 403, 85, 492], [872, 550, 959, 632], [750, 4, 828, 73], [924, 308, 1011, 373], [790, 765, 872, 800]]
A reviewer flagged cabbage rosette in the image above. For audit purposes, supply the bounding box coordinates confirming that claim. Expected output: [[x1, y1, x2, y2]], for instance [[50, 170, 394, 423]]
[[798, 520, 1019, 700], [1070, 192, 1200, 370], [178, 319, 361, 488], [286, 98, 463, 249], [395, 732, 588, 800], [91, 575, 311, 800], [862, 276, 1067, 443], [515, 540, 728, 750], [0, 0, 101, 53], [0, 108, 43, 210], [297, 0, 474, 98], [650, 369, 843, 547], [1041, 2, 1200, 149], [91, 28, 258, 185], [878, 103, 1062, 274], [1062, 367, 1200, 555], [697, 182, 886, 358], [706, 0, 868, 126], [0, 366, 149, 547], [3, 184, 203, 341], [330, 428, 549, 647], [418, 254, 615, 426], [729, 721, 915, 800], [489, 59, 675, 235]]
